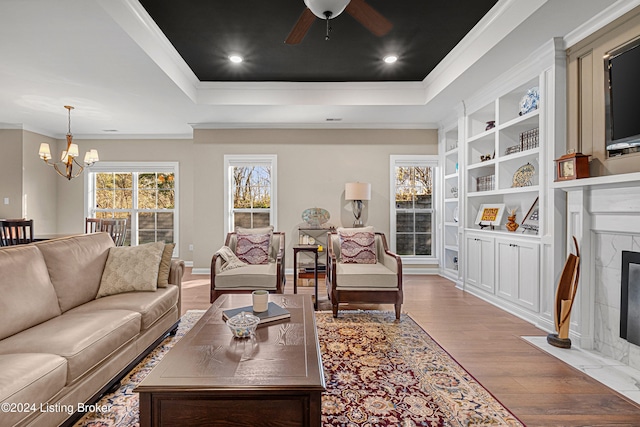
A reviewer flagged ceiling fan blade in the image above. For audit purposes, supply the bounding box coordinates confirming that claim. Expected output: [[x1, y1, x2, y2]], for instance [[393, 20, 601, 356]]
[[345, 0, 393, 37], [285, 8, 316, 45]]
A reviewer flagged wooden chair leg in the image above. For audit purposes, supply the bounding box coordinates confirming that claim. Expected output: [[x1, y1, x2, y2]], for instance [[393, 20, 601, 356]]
[[332, 303, 339, 318], [394, 302, 402, 320]]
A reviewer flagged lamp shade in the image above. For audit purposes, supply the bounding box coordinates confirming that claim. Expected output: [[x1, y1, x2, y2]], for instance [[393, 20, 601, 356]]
[[38, 143, 51, 160], [345, 182, 371, 201], [304, 0, 350, 19]]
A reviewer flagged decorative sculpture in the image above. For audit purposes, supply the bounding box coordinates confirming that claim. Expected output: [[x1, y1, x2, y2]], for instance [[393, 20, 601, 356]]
[[505, 207, 519, 232], [547, 236, 580, 348]]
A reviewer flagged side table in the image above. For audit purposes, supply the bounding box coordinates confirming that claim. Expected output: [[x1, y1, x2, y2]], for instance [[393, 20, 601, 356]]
[[293, 245, 319, 309]]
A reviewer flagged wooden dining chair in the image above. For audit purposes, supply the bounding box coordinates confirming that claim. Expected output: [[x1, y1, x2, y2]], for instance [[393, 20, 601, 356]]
[[100, 218, 127, 246], [0, 219, 35, 246], [85, 218, 101, 234]]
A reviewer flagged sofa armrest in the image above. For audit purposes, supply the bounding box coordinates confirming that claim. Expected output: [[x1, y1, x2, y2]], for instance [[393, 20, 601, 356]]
[[169, 259, 185, 315], [169, 259, 185, 286]]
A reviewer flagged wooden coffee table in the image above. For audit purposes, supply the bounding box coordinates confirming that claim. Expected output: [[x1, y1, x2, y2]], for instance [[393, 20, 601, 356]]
[[135, 294, 325, 427]]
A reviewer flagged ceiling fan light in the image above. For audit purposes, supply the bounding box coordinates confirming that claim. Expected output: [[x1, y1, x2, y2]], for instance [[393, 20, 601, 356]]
[[304, 0, 350, 19]]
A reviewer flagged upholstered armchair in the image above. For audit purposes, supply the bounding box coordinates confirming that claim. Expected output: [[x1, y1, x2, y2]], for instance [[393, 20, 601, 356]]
[[210, 229, 286, 302], [326, 229, 403, 319]]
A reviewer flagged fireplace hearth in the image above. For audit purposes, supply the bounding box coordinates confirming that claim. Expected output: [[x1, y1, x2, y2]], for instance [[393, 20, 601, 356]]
[[620, 251, 640, 346]]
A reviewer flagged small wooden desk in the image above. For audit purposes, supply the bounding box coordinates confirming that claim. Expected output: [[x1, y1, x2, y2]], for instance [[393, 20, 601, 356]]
[[135, 294, 325, 427]]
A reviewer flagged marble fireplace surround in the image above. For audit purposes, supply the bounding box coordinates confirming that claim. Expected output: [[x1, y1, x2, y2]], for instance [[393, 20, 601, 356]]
[[556, 172, 640, 369]]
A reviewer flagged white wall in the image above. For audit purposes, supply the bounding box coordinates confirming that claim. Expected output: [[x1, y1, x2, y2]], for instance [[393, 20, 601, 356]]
[[23, 131, 58, 233], [192, 128, 438, 270], [20, 128, 436, 267], [0, 129, 24, 219]]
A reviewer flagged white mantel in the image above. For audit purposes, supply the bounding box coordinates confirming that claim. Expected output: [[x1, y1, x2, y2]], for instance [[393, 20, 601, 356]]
[[556, 172, 640, 369]]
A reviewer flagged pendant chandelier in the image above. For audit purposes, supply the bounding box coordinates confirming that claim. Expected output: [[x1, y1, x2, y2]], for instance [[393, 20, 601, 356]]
[[38, 106, 99, 180]]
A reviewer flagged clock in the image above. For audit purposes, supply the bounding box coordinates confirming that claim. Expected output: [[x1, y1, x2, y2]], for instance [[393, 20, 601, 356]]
[[554, 152, 590, 181]]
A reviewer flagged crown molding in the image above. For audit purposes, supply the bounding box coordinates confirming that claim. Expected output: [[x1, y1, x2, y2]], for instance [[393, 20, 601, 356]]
[[563, 0, 640, 49]]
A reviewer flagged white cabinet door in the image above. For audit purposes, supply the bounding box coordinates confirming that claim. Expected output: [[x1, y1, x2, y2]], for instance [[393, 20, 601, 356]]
[[465, 234, 494, 293], [496, 239, 517, 300], [496, 238, 539, 311]]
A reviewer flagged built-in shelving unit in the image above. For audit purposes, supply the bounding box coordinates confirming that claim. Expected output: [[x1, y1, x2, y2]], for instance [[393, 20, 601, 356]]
[[464, 76, 542, 237], [441, 123, 461, 283], [438, 39, 565, 327]]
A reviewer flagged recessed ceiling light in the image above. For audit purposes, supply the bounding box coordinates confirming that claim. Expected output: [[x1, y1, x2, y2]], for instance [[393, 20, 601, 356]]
[[383, 55, 398, 64], [229, 55, 243, 64]]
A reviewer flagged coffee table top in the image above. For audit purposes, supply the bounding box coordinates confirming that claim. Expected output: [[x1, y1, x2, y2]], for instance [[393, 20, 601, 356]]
[[135, 294, 325, 392]]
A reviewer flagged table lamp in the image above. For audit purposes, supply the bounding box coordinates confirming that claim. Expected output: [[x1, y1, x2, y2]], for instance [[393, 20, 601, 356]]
[[345, 182, 371, 227]]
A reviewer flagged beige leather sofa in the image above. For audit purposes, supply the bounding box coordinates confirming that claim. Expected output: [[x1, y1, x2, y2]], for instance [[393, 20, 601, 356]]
[[0, 233, 184, 427]]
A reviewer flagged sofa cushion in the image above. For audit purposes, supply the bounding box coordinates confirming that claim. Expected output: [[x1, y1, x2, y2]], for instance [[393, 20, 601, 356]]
[[236, 231, 271, 265], [336, 263, 398, 288], [157, 243, 175, 288], [0, 310, 141, 383], [97, 242, 165, 298], [338, 227, 377, 264], [215, 263, 278, 290], [65, 285, 178, 330], [0, 353, 67, 426], [35, 232, 114, 312], [0, 245, 61, 340]]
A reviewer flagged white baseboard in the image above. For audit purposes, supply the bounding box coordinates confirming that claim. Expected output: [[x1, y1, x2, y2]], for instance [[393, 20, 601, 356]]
[[191, 267, 210, 275]]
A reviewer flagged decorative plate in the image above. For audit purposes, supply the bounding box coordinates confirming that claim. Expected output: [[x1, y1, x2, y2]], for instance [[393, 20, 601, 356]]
[[301, 207, 330, 227], [519, 86, 539, 116], [512, 163, 535, 187]]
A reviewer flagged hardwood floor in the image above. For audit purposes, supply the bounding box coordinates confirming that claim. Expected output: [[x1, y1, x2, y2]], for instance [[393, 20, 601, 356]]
[[180, 269, 640, 426]]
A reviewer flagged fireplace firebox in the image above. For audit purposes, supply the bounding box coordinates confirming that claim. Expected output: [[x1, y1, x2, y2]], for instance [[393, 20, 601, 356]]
[[620, 251, 640, 346]]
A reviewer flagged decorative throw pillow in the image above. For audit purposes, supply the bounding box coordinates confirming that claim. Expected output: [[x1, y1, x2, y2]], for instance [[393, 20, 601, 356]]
[[236, 226, 275, 261], [216, 245, 248, 271], [157, 243, 175, 288], [96, 242, 165, 298], [235, 232, 271, 265], [338, 227, 377, 264]]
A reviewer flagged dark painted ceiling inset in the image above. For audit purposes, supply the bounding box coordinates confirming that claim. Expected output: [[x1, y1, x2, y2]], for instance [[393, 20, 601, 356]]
[[140, 0, 498, 82]]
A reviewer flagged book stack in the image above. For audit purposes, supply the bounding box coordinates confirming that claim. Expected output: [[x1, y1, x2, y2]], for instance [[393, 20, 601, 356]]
[[519, 128, 539, 151], [476, 174, 495, 192], [222, 302, 291, 325]]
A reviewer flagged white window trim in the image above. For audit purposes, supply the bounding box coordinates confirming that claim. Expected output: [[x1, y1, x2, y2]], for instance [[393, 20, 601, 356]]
[[84, 161, 179, 256], [223, 154, 277, 233], [390, 155, 439, 264]]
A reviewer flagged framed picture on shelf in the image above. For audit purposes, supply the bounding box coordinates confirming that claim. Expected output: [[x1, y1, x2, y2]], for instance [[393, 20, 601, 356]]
[[475, 203, 505, 227], [521, 197, 539, 234]]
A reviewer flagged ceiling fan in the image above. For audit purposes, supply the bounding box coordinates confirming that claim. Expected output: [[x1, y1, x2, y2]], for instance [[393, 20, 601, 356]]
[[285, 0, 393, 44]]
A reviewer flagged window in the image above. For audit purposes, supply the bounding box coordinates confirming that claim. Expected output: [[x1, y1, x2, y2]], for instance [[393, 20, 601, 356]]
[[85, 162, 178, 253], [390, 155, 438, 261], [224, 155, 277, 232]]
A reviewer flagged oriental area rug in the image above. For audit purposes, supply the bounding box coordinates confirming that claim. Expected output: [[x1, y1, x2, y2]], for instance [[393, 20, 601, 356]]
[[75, 310, 524, 427]]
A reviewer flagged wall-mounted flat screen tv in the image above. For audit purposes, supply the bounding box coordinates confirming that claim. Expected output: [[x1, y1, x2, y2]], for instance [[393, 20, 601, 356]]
[[605, 38, 640, 152]]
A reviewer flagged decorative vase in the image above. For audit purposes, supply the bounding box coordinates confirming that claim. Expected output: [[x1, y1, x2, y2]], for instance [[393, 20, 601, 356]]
[[506, 215, 519, 232]]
